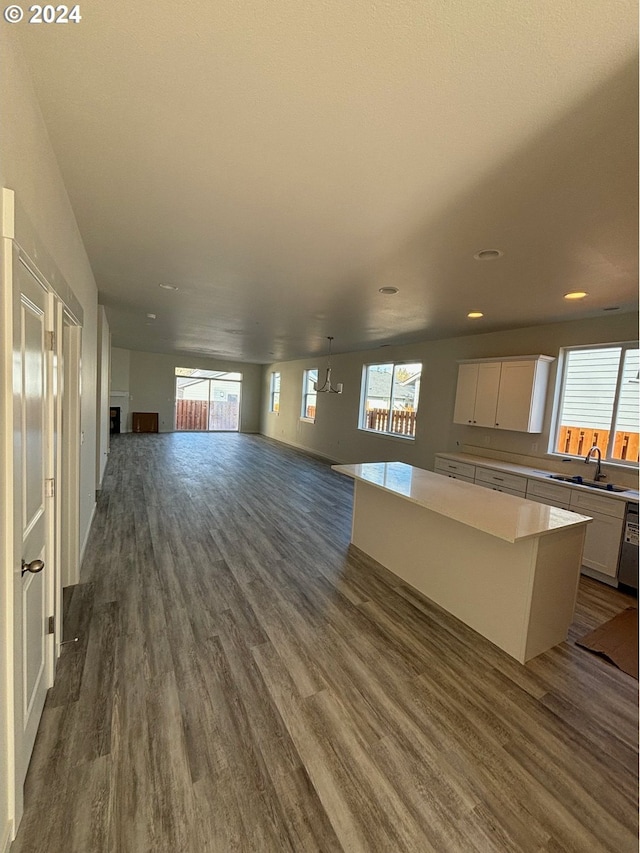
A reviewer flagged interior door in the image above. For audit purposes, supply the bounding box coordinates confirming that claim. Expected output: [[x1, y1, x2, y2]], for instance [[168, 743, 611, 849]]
[[12, 254, 53, 818]]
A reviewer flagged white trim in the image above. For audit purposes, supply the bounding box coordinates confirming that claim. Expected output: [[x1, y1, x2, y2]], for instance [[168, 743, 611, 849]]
[[357, 427, 416, 442], [261, 433, 340, 464], [0, 190, 17, 846], [79, 501, 97, 569], [1, 817, 13, 853], [61, 322, 81, 587]]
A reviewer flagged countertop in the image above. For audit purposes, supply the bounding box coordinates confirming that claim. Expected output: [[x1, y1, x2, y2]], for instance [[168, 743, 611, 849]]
[[332, 461, 591, 544], [435, 452, 639, 503]]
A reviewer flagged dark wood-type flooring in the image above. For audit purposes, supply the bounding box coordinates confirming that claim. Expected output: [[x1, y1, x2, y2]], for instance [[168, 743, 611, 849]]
[[12, 433, 639, 852]]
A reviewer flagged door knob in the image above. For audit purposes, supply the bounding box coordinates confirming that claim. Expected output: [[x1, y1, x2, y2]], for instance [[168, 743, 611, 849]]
[[21, 559, 45, 577]]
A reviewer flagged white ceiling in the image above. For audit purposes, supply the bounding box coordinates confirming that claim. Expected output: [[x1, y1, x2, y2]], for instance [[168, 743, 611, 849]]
[[18, 0, 638, 363]]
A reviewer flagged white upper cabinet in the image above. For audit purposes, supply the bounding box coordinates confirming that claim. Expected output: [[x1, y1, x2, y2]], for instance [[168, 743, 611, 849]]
[[453, 362, 501, 426], [453, 355, 554, 433]]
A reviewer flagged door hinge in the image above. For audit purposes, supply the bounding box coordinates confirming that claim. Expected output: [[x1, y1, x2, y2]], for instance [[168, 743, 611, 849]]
[[45, 478, 55, 498], [47, 615, 55, 635], [45, 330, 56, 351]]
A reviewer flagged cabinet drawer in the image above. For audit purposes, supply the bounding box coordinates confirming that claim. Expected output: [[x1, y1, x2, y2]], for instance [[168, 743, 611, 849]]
[[569, 490, 626, 519], [484, 484, 526, 498], [526, 494, 571, 510], [474, 467, 527, 493], [434, 467, 475, 484], [434, 458, 475, 479], [525, 479, 571, 508]]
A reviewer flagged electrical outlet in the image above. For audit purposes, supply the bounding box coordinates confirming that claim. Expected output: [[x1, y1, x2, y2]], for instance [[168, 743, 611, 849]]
[[531, 442, 538, 452], [483, 435, 491, 445]]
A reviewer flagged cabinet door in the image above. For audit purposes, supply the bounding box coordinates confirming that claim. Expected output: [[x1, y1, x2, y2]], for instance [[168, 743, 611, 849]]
[[453, 363, 479, 424], [473, 363, 501, 427], [581, 512, 623, 577], [495, 360, 536, 431]]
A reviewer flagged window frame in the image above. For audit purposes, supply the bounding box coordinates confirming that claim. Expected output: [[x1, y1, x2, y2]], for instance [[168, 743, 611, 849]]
[[300, 368, 318, 422], [358, 360, 422, 440], [269, 371, 281, 414], [549, 341, 639, 467]]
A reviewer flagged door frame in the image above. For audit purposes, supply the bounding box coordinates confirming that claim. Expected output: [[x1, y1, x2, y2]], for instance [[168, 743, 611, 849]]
[[60, 315, 82, 589], [1, 188, 83, 841]]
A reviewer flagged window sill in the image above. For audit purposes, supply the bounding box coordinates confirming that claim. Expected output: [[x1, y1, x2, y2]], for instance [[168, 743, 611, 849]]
[[299, 417, 315, 424], [358, 427, 416, 442]]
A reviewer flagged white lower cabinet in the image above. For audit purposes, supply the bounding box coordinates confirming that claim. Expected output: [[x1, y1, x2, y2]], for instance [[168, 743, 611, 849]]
[[474, 467, 527, 496], [434, 459, 476, 483], [434, 468, 475, 484], [525, 479, 571, 510], [435, 455, 627, 581], [568, 490, 625, 579]]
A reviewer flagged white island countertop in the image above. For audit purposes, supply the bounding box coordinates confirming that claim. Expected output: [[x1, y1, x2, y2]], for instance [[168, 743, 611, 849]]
[[332, 461, 591, 544]]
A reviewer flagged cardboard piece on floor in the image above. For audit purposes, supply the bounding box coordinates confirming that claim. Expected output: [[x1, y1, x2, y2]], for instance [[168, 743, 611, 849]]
[[576, 607, 638, 680]]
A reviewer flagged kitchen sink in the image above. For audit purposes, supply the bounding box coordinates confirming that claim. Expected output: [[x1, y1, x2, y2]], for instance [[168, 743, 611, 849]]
[[547, 474, 627, 492]]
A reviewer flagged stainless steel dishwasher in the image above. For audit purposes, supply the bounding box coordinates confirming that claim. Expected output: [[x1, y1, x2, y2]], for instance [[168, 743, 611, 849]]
[[618, 502, 639, 590]]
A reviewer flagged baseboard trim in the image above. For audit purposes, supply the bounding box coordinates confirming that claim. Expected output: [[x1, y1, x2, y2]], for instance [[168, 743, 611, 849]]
[[1, 818, 13, 853], [259, 433, 342, 466], [78, 501, 97, 570]]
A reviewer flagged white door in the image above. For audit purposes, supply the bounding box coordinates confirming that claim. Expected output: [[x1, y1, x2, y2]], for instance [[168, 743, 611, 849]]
[[12, 255, 53, 819]]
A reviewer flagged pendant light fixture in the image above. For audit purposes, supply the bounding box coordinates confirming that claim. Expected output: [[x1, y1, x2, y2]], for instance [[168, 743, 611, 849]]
[[314, 336, 343, 394]]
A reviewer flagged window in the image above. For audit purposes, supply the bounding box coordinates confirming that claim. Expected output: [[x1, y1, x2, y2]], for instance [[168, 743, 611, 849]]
[[301, 369, 318, 421], [269, 371, 281, 413], [174, 367, 243, 432], [359, 362, 421, 437], [552, 343, 639, 464]]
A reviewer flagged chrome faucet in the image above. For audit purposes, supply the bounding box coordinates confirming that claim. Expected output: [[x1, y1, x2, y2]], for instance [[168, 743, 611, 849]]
[[584, 445, 606, 481]]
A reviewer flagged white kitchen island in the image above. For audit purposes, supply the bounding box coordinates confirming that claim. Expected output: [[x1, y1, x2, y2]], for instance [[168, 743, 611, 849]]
[[332, 461, 592, 664]]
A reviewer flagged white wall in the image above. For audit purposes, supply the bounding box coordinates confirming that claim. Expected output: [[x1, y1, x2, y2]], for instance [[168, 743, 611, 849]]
[[0, 28, 99, 847], [260, 312, 639, 489], [125, 349, 263, 433]]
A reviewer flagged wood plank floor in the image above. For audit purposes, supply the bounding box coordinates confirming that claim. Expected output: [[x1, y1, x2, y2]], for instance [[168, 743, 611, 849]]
[[12, 433, 639, 852]]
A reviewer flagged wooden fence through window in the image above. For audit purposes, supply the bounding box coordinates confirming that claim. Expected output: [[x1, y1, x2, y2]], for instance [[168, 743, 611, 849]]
[[176, 399, 239, 431], [557, 425, 639, 463], [365, 408, 417, 436]]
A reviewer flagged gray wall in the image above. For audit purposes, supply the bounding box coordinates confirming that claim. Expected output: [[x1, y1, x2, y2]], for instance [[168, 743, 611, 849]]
[[112, 348, 263, 433], [260, 312, 639, 488]]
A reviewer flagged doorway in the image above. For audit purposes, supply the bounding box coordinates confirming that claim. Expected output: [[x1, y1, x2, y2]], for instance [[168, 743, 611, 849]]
[[175, 368, 242, 432]]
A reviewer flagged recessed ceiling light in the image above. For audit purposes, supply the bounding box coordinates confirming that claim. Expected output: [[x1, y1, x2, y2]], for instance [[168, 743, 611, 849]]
[[159, 283, 179, 291], [146, 313, 156, 319], [473, 249, 503, 261], [467, 311, 484, 318], [563, 291, 588, 300], [379, 286, 399, 295]]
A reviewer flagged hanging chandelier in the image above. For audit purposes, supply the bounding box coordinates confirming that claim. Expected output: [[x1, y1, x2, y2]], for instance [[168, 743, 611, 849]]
[[314, 336, 343, 394]]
